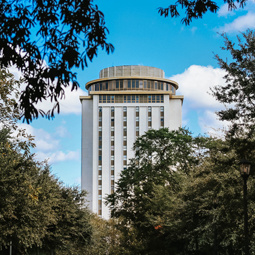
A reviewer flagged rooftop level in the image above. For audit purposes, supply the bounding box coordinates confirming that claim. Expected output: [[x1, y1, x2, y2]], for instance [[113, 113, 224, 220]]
[[86, 65, 178, 94]]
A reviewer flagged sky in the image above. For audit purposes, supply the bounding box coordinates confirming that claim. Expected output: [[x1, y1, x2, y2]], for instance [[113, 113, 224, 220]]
[[13, 0, 255, 187]]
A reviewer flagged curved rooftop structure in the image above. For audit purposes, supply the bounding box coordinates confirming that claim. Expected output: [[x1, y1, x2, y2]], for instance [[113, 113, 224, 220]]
[[86, 65, 179, 93]]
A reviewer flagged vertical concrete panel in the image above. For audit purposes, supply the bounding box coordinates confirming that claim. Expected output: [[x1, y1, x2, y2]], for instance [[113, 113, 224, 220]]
[[139, 106, 147, 136], [115, 107, 123, 180], [164, 95, 170, 129], [127, 107, 135, 162], [102, 107, 110, 218], [92, 96, 99, 213], [168, 99, 182, 130], [152, 106, 160, 130], [81, 99, 93, 211]]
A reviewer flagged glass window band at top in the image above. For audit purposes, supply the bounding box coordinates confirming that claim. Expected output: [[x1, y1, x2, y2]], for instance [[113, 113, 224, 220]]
[[99, 94, 164, 103], [88, 79, 176, 94]]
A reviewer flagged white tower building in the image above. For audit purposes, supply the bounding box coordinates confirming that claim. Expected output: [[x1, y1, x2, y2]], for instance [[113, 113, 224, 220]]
[[80, 65, 183, 218]]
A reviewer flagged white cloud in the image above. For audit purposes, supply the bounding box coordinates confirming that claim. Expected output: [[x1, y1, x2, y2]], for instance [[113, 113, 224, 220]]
[[169, 65, 230, 136], [36, 86, 87, 115], [55, 126, 68, 138], [6, 66, 88, 116], [170, 65, 226, 109], [191, 27, 198, 33], [217, 12, 255, 33], [198, 110, 230, 137], [35, 150, 79, 164], [218, 3, 236, 17], [17, 123, 79, 164], [18, 123, 59, 152], [218, 0, 255, 17]]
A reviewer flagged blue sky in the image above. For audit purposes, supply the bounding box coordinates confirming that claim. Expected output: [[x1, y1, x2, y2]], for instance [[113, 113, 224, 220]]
[[14, 0, 255, 187]]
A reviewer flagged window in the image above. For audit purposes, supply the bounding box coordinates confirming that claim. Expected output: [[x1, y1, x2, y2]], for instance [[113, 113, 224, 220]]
[[148, 106, 152, 112], [123, 116, 127, 121], [148, 117, 152, 121], [132, 80, 135, 89], [123, 146, 127, 150], [111, 156, 114, 160], [136, 80, 139, 89], [123, 106, 127, 112], [111, 136, 114, 141], [136, 106, 139, 112], [160, 106, 164, 112], [136, 117, 139, 121]]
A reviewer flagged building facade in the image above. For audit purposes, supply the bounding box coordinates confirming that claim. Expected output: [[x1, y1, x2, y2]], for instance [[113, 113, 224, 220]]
[[80, 65, 183, 218]]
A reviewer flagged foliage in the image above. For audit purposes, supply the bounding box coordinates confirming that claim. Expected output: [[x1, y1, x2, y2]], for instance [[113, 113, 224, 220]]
[[164, 138, 247, 254], [0, 68, 22, 126], [106, 128, 255, 254], [0, 129, 92, 254], [212, 30, 255, 135], [83, 214, 127, 255], [0, 0, 114, 123], [158, 0, 247, 25], [106, 128, 209, 254]]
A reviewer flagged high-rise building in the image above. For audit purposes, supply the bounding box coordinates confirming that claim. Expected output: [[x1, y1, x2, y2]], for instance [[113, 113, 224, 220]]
[[80, 65, 183, 218]]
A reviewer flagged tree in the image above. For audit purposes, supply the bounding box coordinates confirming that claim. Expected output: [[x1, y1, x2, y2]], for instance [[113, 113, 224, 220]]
[[0, 0, 114, 123], [106, 128, 255, 254], [0, 69, 92, 254], [83, 214, 127, 255], [212, 30, 255, 134], [158, 0, 247, 25], [0, 68, 22, 126], [106, 128, 207, 254], [0, 128, 92, 255]]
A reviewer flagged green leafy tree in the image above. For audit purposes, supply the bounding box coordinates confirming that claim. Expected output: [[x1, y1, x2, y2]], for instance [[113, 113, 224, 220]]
[[158, 0, 247, 25], [0, 128, 92, 255], [0, 0, 114, 123], [83, 214, 127, 255], [106, 128, 207, 254], [0, 69, 92, 254], [106, 128, 255, 254], [212, 30, 255, 134]]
